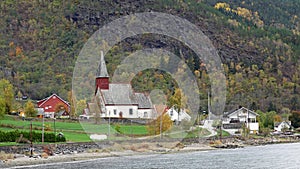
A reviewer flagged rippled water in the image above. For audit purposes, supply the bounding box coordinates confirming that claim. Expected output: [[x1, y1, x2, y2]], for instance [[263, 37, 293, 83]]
[[11, 143, 300, 169]]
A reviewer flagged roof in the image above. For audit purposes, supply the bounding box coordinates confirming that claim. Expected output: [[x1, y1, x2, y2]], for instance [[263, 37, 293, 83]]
[[101, 84, 135, 105], [274, 121, 291, 127], [135, 93, 152, 109], [99, 83, 152, 109], [225, 107, 259, 117], [57, 110, 69, 116], [37, 93, 70, 108], [96, 51, 109, 78]]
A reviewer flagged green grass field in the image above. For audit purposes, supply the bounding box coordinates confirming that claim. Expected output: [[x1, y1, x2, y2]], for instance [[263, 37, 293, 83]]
[[112, 124, 148, 136], [0, 116, 149, 143], [0, 116, 213, 144]]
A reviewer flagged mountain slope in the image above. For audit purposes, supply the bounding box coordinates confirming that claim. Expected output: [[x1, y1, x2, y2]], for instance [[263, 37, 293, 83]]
[[0, 0, 299, 113]]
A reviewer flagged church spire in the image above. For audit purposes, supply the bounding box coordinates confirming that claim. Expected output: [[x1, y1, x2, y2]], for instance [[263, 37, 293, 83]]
[[96, 51, 109, 77], [95, 51, 109, 91]]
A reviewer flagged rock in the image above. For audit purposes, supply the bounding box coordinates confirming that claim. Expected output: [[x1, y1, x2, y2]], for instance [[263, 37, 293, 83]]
[[14, 154, 25, 158], [41, 152, 49, 159]]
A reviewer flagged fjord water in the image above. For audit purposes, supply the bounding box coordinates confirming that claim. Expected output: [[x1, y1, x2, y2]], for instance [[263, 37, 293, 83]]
[[19, 143, 300, 169]]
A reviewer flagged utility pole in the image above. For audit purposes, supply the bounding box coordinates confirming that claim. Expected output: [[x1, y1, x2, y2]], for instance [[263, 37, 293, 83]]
[[42, 111, 44, 143], [30, 121, 33, 157]]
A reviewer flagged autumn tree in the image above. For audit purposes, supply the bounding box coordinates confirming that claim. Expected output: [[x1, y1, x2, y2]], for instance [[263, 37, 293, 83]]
[[0, 79, 14, 114], [67, 90, 76, 118], [24, 100, 37, 117], [167, 88, 187, 124], [76, 99, 87, 116], [147, 114, 173, 135]]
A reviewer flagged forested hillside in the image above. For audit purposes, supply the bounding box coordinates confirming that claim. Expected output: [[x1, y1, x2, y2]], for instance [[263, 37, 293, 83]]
[[0, 0, 299, 114]]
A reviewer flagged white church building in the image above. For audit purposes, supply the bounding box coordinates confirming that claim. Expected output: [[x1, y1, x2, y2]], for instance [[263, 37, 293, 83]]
[[94, 52, 155, 119]]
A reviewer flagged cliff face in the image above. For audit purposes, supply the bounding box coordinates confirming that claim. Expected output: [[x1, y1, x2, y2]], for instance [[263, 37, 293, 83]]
[[0, 0, 299, 112]]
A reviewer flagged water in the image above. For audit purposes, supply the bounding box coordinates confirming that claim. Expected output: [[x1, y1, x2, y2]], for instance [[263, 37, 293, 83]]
[[10, 143, 300, 169]]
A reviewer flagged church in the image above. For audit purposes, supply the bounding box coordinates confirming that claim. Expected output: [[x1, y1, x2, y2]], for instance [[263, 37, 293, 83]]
[[94, 51, 155, 119]]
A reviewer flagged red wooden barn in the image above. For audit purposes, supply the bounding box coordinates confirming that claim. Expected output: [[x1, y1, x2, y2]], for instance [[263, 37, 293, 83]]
[[37, 94, 70, 118]]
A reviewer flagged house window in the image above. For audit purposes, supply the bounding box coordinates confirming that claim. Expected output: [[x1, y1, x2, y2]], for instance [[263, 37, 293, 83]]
[[170, 110, 173, 116], [129, 108, 133, 115], [113, 109, 117, 115], [144, 112, 148, 118]]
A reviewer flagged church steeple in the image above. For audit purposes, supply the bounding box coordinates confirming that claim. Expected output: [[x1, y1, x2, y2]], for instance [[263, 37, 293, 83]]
[[95, 51, 109, 91], [96, 51, 109, 78]]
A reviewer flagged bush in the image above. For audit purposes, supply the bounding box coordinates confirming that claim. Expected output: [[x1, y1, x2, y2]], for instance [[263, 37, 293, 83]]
[[0, 130, 66, 143]]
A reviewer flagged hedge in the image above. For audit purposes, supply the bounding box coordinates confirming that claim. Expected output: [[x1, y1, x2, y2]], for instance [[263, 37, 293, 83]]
[[0, 130, 66, 142]]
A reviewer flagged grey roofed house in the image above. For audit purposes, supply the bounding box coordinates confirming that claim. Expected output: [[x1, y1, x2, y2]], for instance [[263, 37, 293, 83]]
[[100, 83, 152, 108], [274, 121, 288, 127]]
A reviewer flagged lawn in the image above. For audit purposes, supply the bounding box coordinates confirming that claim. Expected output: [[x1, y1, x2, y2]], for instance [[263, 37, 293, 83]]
[[0, 116, 212, 143], [216, 129, 231, 137], [112, 124, 148, 136], [0, 116, 150, 143]]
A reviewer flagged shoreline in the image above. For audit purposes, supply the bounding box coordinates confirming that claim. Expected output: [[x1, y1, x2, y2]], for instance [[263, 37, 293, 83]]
[[0, 141, 216, 168], [1, 137, 299, 168]]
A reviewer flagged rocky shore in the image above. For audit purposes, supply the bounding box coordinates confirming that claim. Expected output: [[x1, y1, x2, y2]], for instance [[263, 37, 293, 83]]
[[1, 136, 299, 168]]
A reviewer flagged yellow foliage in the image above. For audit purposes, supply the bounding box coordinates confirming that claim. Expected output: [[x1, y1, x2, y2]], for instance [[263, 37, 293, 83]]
[[235, 7, 252, 19], [274, 115, 282, 122], [147, 114, 173, 135], [9, 42, 14, 47], [194, 70, 200, 77], [214, 2, 230, 10], [15, 46, 22, 56]]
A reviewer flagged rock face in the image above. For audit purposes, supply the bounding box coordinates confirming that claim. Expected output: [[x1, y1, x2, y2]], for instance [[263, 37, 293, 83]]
[[0, 142, 112, 156]]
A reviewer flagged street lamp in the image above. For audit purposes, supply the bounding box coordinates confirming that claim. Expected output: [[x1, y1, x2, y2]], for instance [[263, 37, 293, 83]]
[[54, 118, 56, 143]]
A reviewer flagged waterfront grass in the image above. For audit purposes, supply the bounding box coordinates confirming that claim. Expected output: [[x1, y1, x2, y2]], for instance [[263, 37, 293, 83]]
[[112, 124, 148, 136], [0, 116, 150, 142]]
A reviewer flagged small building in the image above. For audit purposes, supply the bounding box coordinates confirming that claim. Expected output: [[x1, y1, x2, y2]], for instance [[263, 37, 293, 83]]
[[94, 51, 155, 120], [274, 121, 292, 132], [223, 107, 259, 135], [165, 105, 191, 123], [57, 110, 70, 119], [37, 94, 70, 118]]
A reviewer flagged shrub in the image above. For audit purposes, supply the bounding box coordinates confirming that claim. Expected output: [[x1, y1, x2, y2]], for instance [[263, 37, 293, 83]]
[[0, 130, 66, 143]]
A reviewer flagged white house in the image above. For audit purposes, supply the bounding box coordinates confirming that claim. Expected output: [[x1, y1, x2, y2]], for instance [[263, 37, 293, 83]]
[[94, 51, 155, 120], [165, 106, 191, 123], [274, 121, 292, 132], [222, 107, 259, 134]]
